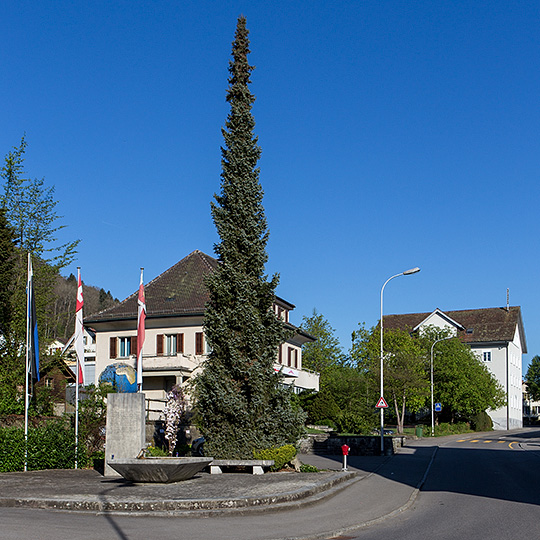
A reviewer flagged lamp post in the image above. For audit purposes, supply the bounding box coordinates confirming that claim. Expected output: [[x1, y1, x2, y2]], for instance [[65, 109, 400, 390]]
[[380, 267, 420, 454], [430, 335, 453, 437]]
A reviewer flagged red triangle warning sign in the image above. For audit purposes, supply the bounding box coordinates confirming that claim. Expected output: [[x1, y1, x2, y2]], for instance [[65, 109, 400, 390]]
[[375, 397, 388, 408]]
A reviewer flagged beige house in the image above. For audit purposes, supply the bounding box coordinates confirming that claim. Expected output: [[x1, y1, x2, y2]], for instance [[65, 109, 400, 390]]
[[383, 306, 526, 430], [85, 250, 319, 416]]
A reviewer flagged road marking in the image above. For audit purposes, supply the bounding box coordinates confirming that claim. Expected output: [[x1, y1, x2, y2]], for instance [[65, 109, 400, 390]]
[[470, 440, 479, 443], [509, 441, 519, 449], [457, 439, 467, 442], [484, 440, 492, 443], [497, 441, 505, 443]]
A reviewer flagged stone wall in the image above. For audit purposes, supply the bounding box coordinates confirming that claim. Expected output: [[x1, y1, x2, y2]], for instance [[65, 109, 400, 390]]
[[298, 433, 405, 456]]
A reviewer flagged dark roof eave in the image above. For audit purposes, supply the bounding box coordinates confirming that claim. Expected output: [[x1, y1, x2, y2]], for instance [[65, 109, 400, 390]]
[[85, 310, 206, 324]]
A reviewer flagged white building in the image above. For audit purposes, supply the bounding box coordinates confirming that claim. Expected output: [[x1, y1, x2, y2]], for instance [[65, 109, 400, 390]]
[[384, 306, 526, 430], [85, 250, 319, 416]]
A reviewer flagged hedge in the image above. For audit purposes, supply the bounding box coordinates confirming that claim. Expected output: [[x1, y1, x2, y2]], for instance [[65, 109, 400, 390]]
[[0, 418, 88, 472]]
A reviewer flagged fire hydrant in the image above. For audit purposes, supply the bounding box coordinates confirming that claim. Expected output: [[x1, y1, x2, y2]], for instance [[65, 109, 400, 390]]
[[341, 444, 350, 471]]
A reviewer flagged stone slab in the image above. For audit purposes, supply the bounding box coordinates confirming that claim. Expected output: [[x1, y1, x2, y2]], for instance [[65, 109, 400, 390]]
[[209, 459, 275, 475], [104, 393, 147, 477], [108, 457, 213, 483]]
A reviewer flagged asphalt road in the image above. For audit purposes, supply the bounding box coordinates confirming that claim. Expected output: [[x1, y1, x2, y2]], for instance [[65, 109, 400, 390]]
[[1, 429, 539, 540], [347, 428, 540, 540]]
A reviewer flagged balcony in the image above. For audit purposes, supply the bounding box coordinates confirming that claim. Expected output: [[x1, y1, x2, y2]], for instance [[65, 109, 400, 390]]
[[142, 354, 199, 373]]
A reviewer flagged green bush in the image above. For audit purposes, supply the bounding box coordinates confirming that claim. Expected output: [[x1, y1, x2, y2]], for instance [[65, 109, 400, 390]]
[[145, 445, 168, 457], [425, 422, 473, 437], [253, 444, 297, 471], [470, 411, 493, 432], [299, 463, 319, 473], [334, 411, 373, 435], [0, 418, 86, 472]]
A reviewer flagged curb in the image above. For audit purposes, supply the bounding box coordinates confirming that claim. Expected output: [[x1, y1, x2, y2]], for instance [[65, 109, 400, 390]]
[[0, 470, 359, 517]]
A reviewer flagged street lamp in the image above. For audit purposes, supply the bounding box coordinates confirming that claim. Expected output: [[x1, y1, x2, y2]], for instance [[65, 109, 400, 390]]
[[430, 335, 453, 437], [380, 267, 420, 454]]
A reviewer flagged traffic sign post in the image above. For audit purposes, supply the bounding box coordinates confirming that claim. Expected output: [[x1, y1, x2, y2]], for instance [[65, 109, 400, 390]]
[[376, 397, 388, 409]]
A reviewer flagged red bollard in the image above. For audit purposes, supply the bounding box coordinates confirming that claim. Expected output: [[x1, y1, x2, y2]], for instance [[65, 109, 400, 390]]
[[341, 444, 350, 471]]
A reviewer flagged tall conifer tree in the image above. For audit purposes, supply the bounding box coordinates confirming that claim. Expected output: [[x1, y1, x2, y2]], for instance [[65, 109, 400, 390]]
[[0, 207, 15, 335], [193, 16, 305, 458]]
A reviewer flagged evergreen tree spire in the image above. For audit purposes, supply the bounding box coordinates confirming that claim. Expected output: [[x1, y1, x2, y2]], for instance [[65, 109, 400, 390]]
[[193, 16, 305, 459], [0, 206, 15, 335]]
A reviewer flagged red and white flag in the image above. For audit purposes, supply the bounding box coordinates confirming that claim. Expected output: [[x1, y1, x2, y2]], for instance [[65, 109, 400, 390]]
[[137, 268, 146, 390], [75, 269, 84, 385]]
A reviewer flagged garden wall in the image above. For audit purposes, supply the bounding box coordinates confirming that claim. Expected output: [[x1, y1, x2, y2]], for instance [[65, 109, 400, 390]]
[[298, 433, 405, 456]]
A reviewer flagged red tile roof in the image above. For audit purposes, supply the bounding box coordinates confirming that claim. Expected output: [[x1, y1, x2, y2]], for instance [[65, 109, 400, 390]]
[[383, 306, 527, 352], [85, 250, 217, 323]]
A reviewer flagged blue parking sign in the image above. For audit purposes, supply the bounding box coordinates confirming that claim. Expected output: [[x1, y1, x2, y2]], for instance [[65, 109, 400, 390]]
[[434, 403, 442, 412]]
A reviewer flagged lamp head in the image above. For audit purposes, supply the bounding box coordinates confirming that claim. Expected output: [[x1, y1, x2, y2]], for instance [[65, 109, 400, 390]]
[[403, 267, 421, 275]]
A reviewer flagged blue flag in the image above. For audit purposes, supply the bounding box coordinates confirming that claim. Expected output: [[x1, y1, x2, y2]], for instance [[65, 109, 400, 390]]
[[27, 256, 40, 382]]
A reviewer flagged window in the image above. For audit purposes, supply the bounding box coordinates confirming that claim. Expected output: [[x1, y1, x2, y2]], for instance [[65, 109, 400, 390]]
[[119, 337, 132, 357], [166, 335, 176, 356], [165, 333, 184, 355], [483, 351, 492, 362], [287, 347, 298, 368], [111, 336, 136, 358], [195, 332, 204, 355]]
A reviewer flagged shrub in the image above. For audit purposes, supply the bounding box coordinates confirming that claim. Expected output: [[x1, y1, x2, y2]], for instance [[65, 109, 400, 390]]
[[299, 463, 319, 473], [425, 422, 473, 437], [253, 444, 297, 471], [470, 411, 493, 432], [145, 445, 168, 457], [0, 417, 85, 472], [335, 411, 374, 435]]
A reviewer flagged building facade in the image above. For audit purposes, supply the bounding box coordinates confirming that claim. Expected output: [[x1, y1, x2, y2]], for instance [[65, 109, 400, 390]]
[[85, 251, 319, 416], [384, 306, 526, 430]]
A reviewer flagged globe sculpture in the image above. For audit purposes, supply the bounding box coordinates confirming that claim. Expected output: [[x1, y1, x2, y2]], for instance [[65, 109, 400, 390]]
[[99, 363, 138, 393]]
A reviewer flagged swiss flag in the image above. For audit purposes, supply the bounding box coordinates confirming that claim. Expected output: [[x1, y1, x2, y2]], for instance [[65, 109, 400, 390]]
[[75, 270, 84, 385], [137, 269, 146, 390]]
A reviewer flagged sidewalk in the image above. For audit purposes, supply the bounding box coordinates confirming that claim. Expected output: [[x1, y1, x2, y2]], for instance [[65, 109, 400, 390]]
[[0, 441, 439, 540]]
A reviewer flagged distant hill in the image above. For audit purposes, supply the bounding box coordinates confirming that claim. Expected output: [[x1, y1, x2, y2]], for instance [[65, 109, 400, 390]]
[[52, 273, 119, 341]]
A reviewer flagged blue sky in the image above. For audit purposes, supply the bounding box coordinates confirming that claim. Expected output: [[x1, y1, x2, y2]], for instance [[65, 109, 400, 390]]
[[2, 1, 538, 369]]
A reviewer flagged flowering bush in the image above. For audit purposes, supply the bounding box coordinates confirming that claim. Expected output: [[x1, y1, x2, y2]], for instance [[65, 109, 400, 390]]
[[164, 385, 186, 455]]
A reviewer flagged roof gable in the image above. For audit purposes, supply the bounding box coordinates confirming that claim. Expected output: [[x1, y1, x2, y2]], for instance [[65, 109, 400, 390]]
[[412, 309, 465, 333]]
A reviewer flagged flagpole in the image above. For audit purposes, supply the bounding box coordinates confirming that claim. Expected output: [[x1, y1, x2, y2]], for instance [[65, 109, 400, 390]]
[[24, 253, 31, 472], [137, 268, 145, 392], [74, 267, 84, 469], [75, 267, 80, 469]]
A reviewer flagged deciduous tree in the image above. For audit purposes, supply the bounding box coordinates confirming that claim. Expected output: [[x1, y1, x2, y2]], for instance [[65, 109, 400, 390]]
[[524, 355, 540, 401], [300, 309, 344, 385], [1, 137, 80, 344], [418, 327, 506, 421], [351, 324, 429, 434]]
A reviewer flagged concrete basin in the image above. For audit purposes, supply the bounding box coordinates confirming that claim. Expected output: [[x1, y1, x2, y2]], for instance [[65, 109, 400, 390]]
[[108, 457, 213, 483]]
